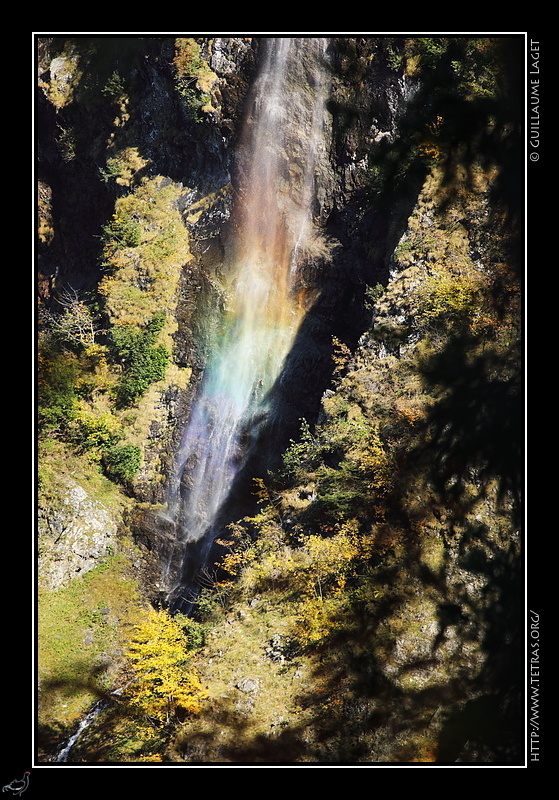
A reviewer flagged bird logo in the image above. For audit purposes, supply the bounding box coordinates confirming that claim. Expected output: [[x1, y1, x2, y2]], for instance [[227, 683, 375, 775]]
[[2, 773, 30, 796]]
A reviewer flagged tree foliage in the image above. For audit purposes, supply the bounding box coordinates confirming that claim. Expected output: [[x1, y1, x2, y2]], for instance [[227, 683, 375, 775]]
[[101, 209, 142, 251], [125, 608, 207, 725], [280, 398, 392, 527], [37, 346, 79, 433], [102, 442, 142, 484], [110, 313, 169, 407], [48, 286, 103, 351], [172, 38, 212, 118]]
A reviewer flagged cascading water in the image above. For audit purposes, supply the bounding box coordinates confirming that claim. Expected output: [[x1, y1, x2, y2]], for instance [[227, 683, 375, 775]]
[[161, 37, 332, 610]]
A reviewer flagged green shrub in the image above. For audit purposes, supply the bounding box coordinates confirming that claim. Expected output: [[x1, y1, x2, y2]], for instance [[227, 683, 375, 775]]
[[102, 442, 142, 484], [279, 401, 391, 528], [100, 147, 149, 188], [416, 267, 481, 330], [111, 313, 169, 407], [173, 38, 212, 120], [102, 69, 125, 100], [38, 347, 79, 433], [173, 613, 207, 650], [412, 37, 448, 70], [281, 419, 322, 484], [102, 212, 142, 251]]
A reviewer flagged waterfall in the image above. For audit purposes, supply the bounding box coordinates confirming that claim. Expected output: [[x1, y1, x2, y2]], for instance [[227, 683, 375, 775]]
[[161, 38, 331, 610], [52, 700, 107, 762]]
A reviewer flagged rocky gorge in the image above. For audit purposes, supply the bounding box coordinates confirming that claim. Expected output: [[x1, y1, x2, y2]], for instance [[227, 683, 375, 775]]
[[35, 35, 524, 766]]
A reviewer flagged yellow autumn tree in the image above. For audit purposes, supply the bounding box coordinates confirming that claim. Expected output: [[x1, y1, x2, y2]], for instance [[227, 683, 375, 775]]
[[294, 521, 372, 645], [125, 608, 207, 724]]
